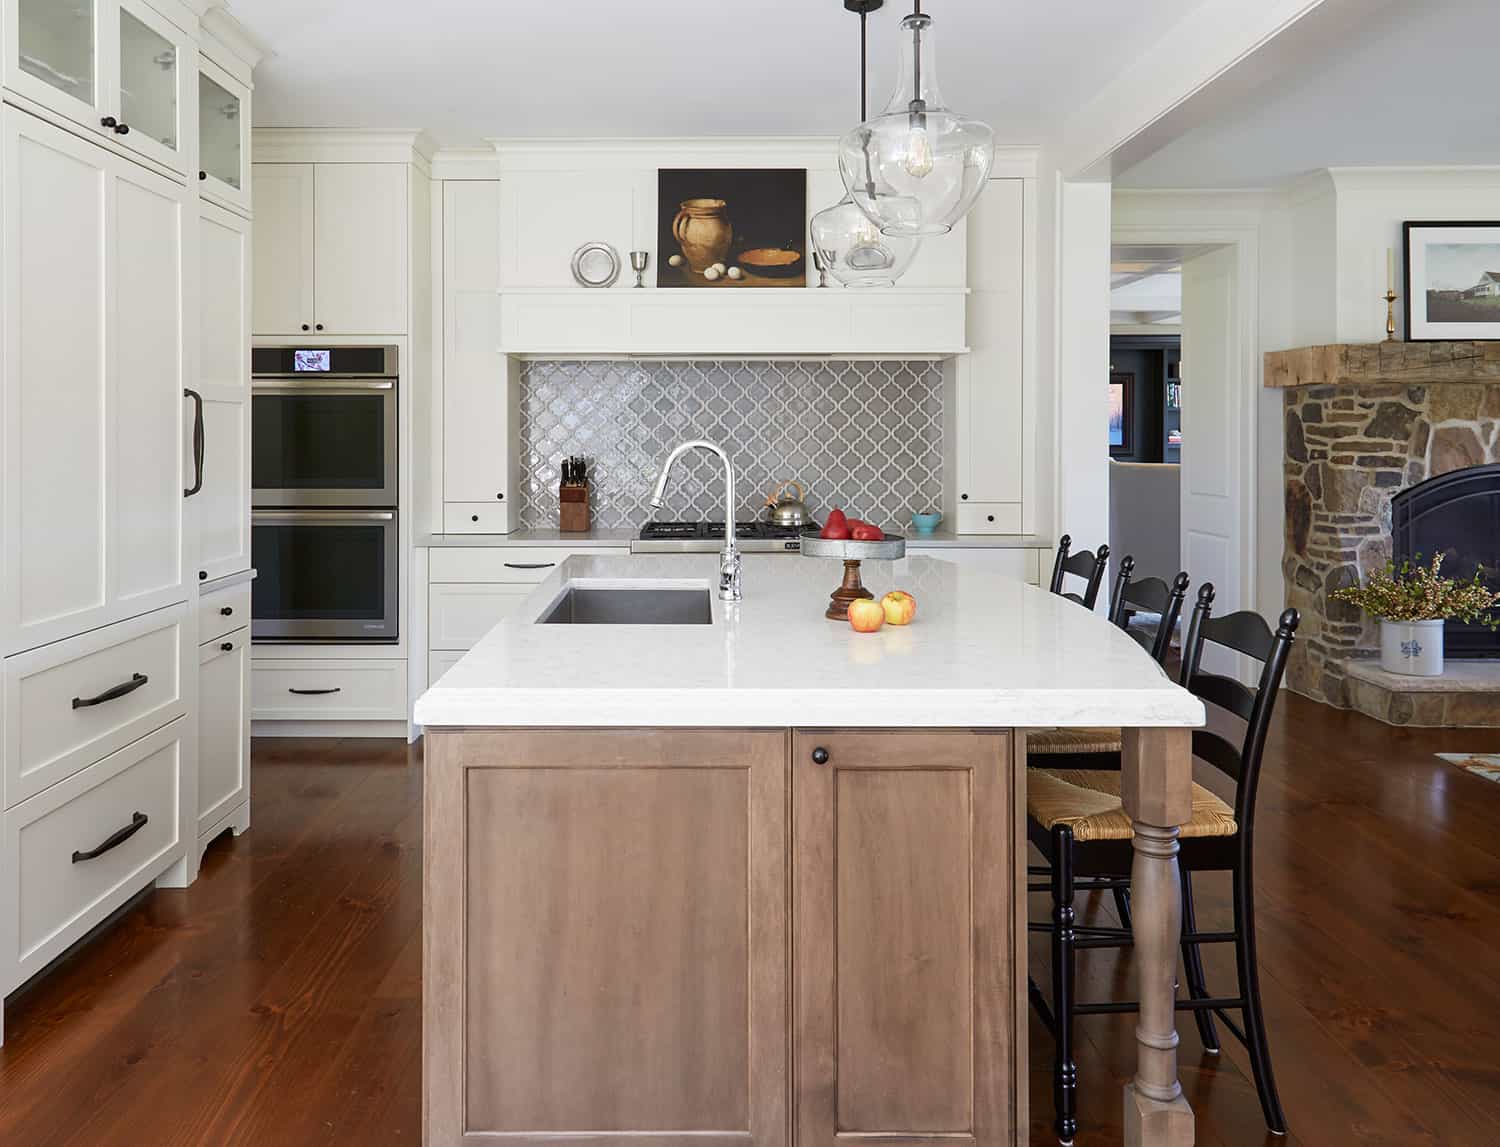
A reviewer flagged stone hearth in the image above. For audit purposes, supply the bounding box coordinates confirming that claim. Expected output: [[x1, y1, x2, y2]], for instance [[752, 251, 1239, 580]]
[[1267, 343, 1500, 709], [1344, 660, 1500, 728]]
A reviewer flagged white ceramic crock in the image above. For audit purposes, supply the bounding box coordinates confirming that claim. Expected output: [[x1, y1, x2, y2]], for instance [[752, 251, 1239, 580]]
[[1379, 618, 1445, 676]]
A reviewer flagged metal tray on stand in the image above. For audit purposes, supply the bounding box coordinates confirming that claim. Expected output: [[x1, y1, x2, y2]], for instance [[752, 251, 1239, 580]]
[[798, 531, 907, 619]]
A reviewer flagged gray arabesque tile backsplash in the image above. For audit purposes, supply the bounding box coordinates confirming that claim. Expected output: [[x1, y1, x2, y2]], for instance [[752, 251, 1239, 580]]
[[518, 360, 944, 530]]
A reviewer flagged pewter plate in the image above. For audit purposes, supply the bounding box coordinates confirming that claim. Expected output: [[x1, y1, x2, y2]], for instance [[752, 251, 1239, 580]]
[[798, 530, 907, 561], [571, 242, 621, 288]]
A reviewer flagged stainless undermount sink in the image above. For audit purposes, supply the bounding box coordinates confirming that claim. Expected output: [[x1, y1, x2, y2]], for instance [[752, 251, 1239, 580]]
[[538, 585, 713, 626]]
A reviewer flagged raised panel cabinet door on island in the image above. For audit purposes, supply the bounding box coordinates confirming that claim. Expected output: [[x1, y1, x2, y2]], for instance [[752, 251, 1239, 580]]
[[793, 729, 1022, 1147], [424, 728, 789, 1147]]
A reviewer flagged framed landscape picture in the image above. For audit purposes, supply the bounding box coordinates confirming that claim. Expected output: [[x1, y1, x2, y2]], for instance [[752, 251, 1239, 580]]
[[1404, 221, 1500, 340], [1109, 372, 1134, 454], [657, 168, 807, 288]]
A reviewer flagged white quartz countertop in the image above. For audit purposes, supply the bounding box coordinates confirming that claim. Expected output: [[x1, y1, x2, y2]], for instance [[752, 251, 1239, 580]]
[[417, 529, 1051, 550], [414, 554, 1203, 730]]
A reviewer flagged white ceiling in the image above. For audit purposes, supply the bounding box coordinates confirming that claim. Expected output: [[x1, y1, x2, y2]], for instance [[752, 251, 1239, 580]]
[[1118, 0, 1500, 189], [234, 0, 1205, 148]]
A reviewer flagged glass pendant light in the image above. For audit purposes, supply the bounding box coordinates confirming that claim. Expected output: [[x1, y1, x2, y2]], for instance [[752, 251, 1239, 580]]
[[837, 1, 994, 237], [809, 0, 920, 287]]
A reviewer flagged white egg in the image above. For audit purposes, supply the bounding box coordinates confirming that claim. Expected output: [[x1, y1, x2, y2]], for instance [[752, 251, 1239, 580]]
[[726, 266, 744, 281], [703, 266, 722, 281], [668, 254, 683, 267], [711, 262, 726, 274]]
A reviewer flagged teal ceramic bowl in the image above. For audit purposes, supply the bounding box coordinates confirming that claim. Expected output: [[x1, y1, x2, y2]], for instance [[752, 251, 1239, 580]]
[[911, 512, 942, 535]]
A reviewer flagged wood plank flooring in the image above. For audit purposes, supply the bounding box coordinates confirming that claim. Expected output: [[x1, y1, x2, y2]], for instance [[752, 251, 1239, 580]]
[[0, 701, 1496, 1145]]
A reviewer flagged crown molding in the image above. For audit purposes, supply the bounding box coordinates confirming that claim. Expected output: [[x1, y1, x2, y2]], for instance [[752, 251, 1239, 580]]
[[253, 129, 438, 172], [430, 149, 502, 181], [202, 4, 270, 75], [1326, 165, 1500, 193]]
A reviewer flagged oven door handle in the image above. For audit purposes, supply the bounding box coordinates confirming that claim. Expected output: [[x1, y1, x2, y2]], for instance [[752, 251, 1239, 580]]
[[252, 511, 396, 524], [183, 388, 204, 497], [251, 380, 395, 391]]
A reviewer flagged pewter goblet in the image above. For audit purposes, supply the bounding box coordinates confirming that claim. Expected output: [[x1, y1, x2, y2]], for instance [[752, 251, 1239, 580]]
[[630, 250, 649, 288]]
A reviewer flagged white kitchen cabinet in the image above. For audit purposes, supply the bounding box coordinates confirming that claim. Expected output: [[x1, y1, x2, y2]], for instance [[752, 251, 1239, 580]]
[[1, 107, 188, 656], [948, 178, 1024, 529], [197, 54, 248, 215], [252, 161, 409, 335], [196, 625, 248, 850], [3, 0, 192, 177], [429, 583, 532, 651], [196, 200, 252, 582], [251, 162, 314, 334], [441, 180, 517, 527]]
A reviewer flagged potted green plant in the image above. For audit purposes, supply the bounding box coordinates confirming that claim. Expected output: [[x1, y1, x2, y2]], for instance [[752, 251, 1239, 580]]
[[1332, 553, 1500, 676]]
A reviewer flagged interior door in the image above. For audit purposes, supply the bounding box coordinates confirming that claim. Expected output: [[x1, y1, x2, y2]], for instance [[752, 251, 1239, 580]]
[[196, 201, 252, 581], [792, 729, 1019, 1147], [112, 156, 188, 615], [251, 163, 315, 334], [1179, 244, 1243, 627], [1, 107, 110, 655]]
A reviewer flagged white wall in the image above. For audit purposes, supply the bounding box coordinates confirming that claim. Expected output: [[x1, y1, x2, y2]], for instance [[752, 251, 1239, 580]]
[[1328, 167, 1500, 342]]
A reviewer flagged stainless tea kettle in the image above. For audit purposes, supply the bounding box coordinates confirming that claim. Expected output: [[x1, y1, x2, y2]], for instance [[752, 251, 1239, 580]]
[[763, 480, 811, 528]]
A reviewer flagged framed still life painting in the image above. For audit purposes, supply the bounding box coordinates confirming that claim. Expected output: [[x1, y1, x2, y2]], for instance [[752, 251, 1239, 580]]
[[657, 168, 807, 288], [1404, 221, 1500, 341]]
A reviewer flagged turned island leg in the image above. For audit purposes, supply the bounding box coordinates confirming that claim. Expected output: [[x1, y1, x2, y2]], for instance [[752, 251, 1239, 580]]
[[1120, 728, 1195, 1147]]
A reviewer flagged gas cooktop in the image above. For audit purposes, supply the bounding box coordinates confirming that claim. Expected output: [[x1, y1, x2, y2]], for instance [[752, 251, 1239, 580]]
[[631, 520, 815, 554]]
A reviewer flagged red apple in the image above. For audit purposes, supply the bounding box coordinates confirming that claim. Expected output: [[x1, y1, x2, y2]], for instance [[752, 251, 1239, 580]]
[[847, 597, 885, 632], [881, 590, 916, 626]]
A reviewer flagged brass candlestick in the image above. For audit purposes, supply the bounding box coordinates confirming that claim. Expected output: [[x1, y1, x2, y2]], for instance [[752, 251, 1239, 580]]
[[1384, 290, 1398, 341]]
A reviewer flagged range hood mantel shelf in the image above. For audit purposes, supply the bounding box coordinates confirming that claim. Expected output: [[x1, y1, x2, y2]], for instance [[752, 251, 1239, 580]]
[[496, 288, 969, 356]]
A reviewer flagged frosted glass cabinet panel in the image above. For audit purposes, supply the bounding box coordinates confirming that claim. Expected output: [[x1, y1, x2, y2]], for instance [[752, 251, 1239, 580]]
[[198, 72, 238, 187], [16, 0, 97, 111], [118, 4, 175, 149]]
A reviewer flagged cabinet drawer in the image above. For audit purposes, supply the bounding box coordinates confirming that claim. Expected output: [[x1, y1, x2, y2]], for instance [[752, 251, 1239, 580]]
[[4, 605, 189, 808], [428, 651, 466, 687], [429, 547, 577, 583], [443, 503, 514, 534], [252, 659, 407, 721], [5, 718, 184, 982], [956, 502, 1023, 535], [430, 584, 533, 651], [198, 581, 252, 645]]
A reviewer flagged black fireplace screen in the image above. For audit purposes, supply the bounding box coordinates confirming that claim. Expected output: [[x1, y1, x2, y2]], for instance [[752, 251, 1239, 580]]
[[1391, 463, 1500, 658]]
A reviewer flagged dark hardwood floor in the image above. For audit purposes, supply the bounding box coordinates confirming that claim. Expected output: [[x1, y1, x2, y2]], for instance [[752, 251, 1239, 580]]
[[1, 701, 1498, 1146]]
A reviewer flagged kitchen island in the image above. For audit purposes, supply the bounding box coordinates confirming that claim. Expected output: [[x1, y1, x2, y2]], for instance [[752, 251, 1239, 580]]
[[415, 554, 1204, 1147]]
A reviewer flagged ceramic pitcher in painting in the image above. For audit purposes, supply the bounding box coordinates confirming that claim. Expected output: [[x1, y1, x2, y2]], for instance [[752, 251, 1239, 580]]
[[672, 198, 733, 273]]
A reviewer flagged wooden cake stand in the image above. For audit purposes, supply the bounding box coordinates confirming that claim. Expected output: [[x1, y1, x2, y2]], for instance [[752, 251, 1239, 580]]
[[799, 531, 908, 620]]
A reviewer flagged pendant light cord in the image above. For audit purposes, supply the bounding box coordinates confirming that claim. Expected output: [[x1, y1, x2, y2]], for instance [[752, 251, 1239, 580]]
[[859, 9, 868, 120]]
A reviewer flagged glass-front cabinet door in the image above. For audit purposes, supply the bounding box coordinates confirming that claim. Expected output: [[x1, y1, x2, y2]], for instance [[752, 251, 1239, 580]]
[[112, 0, 188, 173], [198, 56, 249, 213], [9, 0, 103, 124]]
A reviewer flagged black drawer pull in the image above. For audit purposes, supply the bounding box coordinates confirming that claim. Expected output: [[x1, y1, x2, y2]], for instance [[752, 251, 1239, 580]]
[[72, 673, 149, 709], [72, 812, 148, 863], [288, 687, 341, 695], [503, 562, 555, 570]]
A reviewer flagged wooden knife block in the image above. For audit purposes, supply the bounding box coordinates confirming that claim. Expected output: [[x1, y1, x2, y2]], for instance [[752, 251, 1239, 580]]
[[559, 482, 591, 533]]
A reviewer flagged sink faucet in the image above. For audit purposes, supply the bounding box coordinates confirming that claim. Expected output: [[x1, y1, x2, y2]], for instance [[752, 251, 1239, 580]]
[[649, 440, 742, 602]]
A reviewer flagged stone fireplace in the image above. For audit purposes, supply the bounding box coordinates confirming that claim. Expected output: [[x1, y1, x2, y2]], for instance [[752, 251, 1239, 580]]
[[1270, 342, 1500, 722]]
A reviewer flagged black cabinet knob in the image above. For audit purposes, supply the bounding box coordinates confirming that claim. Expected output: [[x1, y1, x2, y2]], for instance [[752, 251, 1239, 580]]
[[811, 747, 830, 766], [199, 570, 208, 580], [987, 514, 995, 523], [496, 492, 504, 500], [101, 116, 118, 129], [471, 514, 479, 522], [220, 641, 234, 652], [114, 122, 129, 135], [220, 606, 233, 616], [301, 324, 310, 331], [961, 493, 969, 501], [315, 323, 324, 331], [199, 171, 207, 181]]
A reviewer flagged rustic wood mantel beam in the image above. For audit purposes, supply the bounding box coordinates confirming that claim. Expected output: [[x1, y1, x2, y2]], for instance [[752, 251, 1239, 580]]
[[1264, 341, 1500, 389]]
